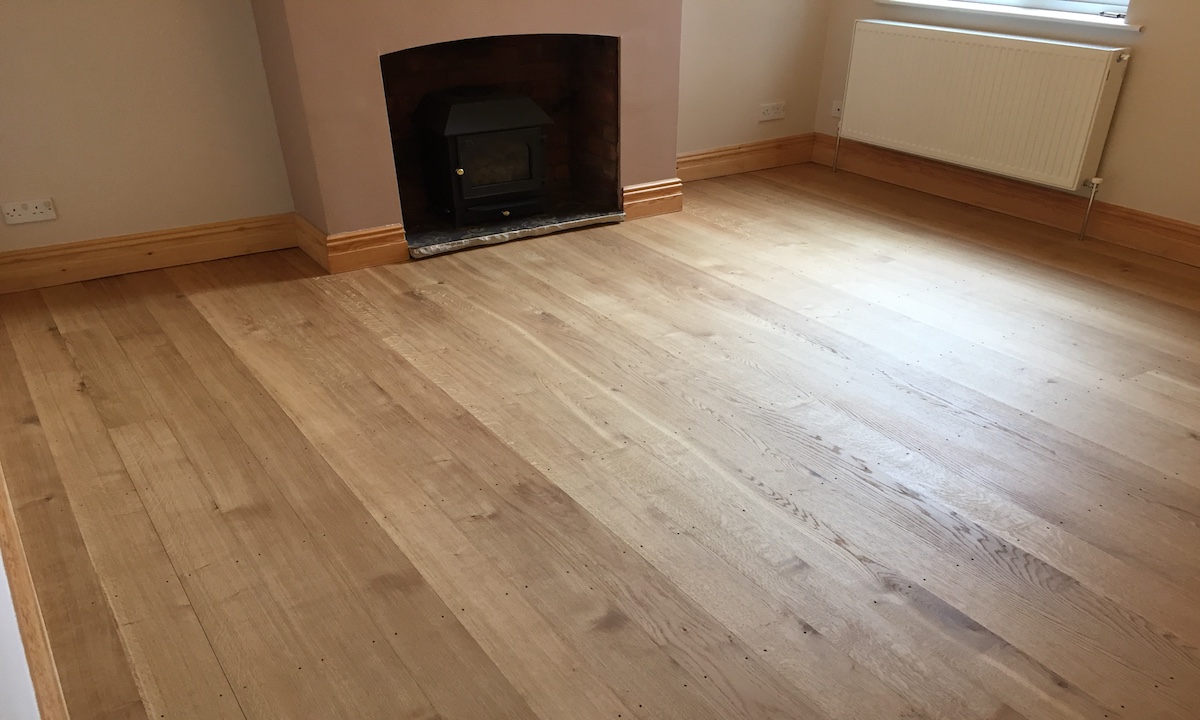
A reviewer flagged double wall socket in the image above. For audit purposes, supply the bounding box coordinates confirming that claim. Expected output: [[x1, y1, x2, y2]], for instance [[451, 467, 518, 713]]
[[759, 102, 787, 122], [2, 198, 57, 225]]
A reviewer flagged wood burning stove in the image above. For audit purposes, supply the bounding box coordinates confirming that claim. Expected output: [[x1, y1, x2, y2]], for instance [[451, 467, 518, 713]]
[[415, 87, 553, 227]]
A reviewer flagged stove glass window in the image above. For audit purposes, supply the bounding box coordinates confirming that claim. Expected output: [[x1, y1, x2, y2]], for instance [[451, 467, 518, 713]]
[[462, 136, 532, 188]]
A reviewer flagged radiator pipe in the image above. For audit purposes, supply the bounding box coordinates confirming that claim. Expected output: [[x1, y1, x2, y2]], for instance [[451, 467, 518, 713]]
[[1079, 177, 1103, 241], [833, 129, 843, 174]]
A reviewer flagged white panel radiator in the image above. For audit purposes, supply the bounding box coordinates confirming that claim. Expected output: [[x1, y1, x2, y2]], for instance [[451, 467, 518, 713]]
[[840, 21, 1130, 191]]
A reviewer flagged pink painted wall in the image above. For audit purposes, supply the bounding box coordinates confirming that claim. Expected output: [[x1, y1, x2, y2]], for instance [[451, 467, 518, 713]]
[[251, 0, 684, 235]]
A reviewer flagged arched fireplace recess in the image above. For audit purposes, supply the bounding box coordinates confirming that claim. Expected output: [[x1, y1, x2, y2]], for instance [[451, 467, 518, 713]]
[[381, 35, 624, 257]]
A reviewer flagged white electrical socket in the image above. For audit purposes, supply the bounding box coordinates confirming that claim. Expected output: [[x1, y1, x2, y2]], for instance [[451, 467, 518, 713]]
[[831, 100, 843, 118], [2, 198, 57, 225], [759, 102, 787, 122]]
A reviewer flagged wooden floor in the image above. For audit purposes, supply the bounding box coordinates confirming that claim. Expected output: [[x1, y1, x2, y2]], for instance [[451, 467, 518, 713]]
[[2, 165, 1200, 720]]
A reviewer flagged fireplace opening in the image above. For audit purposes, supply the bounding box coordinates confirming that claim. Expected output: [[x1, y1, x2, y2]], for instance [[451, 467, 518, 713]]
[[381, 34, 623, 257]]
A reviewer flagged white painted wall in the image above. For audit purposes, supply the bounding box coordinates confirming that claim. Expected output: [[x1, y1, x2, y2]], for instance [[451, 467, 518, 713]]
[[678, 0, 832, 153], [815, 0, 1200, 225], [0, 0, 294, 252], [0, 566, 39, 720]]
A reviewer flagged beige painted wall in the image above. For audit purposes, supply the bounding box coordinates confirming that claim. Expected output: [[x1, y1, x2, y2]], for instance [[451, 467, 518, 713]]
[[0, 0, 294, 252], [678, 0, 831, 154], [7, 0, 1193, 254], [815, 0, 1200, 226], [252, 0, 684, 235]]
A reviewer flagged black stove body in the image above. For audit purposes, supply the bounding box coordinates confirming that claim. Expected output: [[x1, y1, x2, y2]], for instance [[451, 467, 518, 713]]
[[415, 87, 554, 228]]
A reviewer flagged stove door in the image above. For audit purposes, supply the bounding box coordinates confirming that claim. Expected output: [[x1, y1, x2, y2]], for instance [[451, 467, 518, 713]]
[[455, 128, 546, 201]]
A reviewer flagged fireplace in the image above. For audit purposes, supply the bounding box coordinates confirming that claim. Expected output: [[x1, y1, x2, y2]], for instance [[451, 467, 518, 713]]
[[248, 0, 685, 270], [382, 34, 626, 256], [416, 87, 553, 227]]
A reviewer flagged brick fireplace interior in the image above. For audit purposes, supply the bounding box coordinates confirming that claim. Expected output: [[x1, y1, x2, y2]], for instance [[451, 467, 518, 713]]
[[381, 34, 623, 253]]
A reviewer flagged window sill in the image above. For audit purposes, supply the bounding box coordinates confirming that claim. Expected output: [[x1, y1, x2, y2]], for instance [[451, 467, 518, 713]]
[[874, 0, 1143, 32]]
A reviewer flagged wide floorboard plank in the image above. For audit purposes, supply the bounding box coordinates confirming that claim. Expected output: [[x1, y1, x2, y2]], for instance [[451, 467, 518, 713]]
[[0, 305, 148, 720]]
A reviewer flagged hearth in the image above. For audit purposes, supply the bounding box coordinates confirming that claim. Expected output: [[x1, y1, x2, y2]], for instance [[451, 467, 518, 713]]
[[416, 87, 553, 227]]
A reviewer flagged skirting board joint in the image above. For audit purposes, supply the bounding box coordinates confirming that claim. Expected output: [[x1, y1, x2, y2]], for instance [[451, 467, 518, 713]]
[[623, 179, 684, 221], [295, 215, 409, 274]]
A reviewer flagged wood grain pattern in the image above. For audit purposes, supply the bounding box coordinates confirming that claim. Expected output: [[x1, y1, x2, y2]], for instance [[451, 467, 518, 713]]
[[0, 215, 297, 295], [2, 165, 1200, 719], [813, 133, 1200, 269], [623, 179, 685, 220], [0, 301, 149, 720], [0, 459, 68, 720], [677, 134, 815, 182], [8, 290, 241, 719]]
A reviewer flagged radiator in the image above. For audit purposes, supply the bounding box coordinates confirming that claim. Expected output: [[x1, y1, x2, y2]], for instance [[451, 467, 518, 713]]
[[840, 21, 1130, 192]]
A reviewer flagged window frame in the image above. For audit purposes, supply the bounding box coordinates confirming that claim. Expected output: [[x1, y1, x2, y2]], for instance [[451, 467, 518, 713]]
[[873, 0, 1142, 31], [978, 0, 1127, 17]]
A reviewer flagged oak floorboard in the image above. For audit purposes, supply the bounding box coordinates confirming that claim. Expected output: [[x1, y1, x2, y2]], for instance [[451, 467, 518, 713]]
[[509, 244, 1200, 603], [318, 268, 930, 720], [107, 271, 540, 720], [3, 290, 241, 720], [1, 166, 1198, 719], [167, 260, 645, 720], [544, 230, 1200, 574], [324, 265, 1038, 720], [171, 255, 834, 720], [686, 177, 1200, 423], [675, 178, 1200, 480], [63, 277, 451, 720], [591, 215, 1200, 586], [379, 249, 1196, 718], [0, 303, 148, 720], [760, 167, 1200, 311]]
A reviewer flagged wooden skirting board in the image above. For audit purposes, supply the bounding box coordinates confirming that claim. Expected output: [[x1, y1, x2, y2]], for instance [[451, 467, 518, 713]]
[[6, 131, 1196, 293], [623, 179, 685, 221], [677, 134, 815, 182], [0, 214, 297, 295], [810, 133, 1200, 269], [295, 216, 409, 274], [0, 212, 410, 294], [2, 192, 670, 293]]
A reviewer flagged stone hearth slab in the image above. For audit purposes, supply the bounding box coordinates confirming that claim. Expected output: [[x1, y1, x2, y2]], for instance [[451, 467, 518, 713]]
[[408, 210, 625, 259]]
